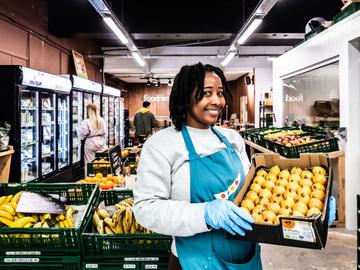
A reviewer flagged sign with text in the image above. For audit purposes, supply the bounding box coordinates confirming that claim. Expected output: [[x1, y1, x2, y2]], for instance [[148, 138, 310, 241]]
[[109, 145, 122, 176], [72, 50, 88, 79]]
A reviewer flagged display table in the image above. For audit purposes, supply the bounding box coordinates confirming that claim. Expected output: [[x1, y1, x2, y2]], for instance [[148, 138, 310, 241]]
[[0, 145, 14, 183], [244, 139, 345, 228]]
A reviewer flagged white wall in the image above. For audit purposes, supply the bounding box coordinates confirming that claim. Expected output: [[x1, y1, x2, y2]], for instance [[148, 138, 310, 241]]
[[273, 11, 360, 229], [254, 67, 273, 127]]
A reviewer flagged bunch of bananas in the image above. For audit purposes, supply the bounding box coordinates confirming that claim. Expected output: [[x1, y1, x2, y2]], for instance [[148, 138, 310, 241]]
[[0, 192, 78, 238], [93, 197, 152, 235]]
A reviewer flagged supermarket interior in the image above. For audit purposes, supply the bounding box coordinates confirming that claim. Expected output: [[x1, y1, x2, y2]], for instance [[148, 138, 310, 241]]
[[0, 0, 359, 269]]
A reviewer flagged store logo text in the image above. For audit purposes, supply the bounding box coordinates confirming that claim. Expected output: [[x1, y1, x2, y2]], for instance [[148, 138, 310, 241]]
[[285, 93, 303, 102], [144, 95, 169, 102]]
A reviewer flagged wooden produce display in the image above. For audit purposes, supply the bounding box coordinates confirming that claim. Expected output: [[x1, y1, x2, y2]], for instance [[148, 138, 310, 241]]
[[0, 145, 14, 183]]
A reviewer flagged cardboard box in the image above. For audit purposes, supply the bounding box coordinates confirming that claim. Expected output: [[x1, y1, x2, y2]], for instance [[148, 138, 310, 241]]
[[232, 153, 333, 249]]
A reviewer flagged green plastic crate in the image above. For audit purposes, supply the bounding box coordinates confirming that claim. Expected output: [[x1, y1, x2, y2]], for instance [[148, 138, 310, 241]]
[[0, 183, 99, 256], [82, 258, 169, 270], [0, 255, 80, 269], [304, 25, 325, 41], [333, 2, 360, 24], [81, 190, 172, 261]]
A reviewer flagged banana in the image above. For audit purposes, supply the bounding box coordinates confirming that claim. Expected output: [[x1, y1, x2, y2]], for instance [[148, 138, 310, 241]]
[[33, 221, 43, 228], [116, 217, 124, 234], [63, 219, 70, 228], [23, 222, 33, 228], [65, 208, 75, 227], [130, 217, 137, 234], [97, 209, 110, 219], [124, 207, 133, 232], [104, 217, 115, 228], [56, 214, 65, 221], [0, 217, 13, 226], [93, 211, 101, 227], [4, 195, 13, 204], [115, 201, 132, 209], [10, 217, 35, 228], [0, 209, 14, 220], [6, 202, 17, 211], [17, 212, 25, 219], [104, 226, 114, 234], [11, 192, 22, 204], [31, 214, 39, 222], [40, 213, 51, 221], [58, 221, 65, 228], [41, 221, 50, 238], [0, 196, 7, 206], [97, 220, 104, 234], [121, 198, 134, 206], [0, 204, 16, 216]]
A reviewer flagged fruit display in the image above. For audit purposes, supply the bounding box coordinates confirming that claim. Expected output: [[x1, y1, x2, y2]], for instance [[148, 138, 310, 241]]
[[89, 158, 112, 175], [263, 130, 304, 140], [0, 191, 79, 237], [263, 129, 321, 147], [240, 165, 328, 225], [92, 197, 152, 235], [77, 173, 125, 190]]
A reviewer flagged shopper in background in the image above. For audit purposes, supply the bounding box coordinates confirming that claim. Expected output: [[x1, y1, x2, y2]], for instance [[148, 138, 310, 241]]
[[78, 103, 107, 176], [133, 101, 157, 143], [133, 63, 259, 269]]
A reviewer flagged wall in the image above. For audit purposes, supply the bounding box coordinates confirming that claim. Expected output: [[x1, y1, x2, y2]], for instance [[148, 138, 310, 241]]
[[122, 83, 171, 117], [0, 0, 103, 81], [254, 67, 273, 127]]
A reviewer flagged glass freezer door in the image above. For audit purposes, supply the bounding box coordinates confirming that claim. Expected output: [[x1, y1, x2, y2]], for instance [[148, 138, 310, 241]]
[[41, 92, 56, 176], [57, 94, 70, 169], [102, 96, 109, 146], [115, 97, 120, 145], [93, 94, 101, 114], [72, 91, 83, 163], [83, 92, 92, 118], [108, 96, 115, 147], [20, 88, 39, 182]]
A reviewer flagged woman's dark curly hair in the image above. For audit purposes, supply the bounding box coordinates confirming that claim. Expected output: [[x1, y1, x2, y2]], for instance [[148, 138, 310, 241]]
[[169, 62, 232, 131]]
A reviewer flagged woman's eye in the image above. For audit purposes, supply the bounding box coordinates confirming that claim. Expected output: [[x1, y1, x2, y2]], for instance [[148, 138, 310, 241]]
[[217, 91, 224, 97], [204, 91, 211, 97]]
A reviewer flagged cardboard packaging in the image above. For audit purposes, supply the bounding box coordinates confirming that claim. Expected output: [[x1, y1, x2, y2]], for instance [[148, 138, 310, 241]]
[[232, 153, 333, 249]]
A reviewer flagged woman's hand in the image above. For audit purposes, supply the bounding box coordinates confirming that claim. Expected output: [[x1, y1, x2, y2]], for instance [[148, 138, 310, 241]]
[[204, 199, 254, 236]]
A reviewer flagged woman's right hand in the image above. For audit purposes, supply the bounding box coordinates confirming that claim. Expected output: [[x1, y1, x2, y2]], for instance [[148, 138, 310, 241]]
[[204, 199, 253, 236]]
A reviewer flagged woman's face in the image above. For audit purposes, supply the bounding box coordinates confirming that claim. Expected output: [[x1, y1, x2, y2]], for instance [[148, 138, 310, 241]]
[[186, 71, 226, 129]]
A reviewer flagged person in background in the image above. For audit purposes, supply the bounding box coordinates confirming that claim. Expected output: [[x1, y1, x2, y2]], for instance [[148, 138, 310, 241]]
[[133, 62, 336, 270], [78, 103, 107, 176], [133, 101, 157, 143]]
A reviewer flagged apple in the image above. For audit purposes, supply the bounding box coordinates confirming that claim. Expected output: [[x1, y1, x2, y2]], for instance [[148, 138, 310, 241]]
[[266, 173, 277, 183], [293, 201, 308, 215], [259, 188, 272, 199], [295, 192, 310, 205], [253, 176, 266, 187], [312, 174, 327, 185], [299, 178, 313, 187], [241, 198, 255, 212], [276, 178, 288, 188], [291, 211, 305, 217], [273, 215, 281, 225], [301, 170, 313, 180], [252, 212, 264, 224], [252, 205, 266, 215], [269, 165, 281, 177], [281, 197, 295, 210], [296, 186, 312, 196], [283, 190, 297, 199], [306, 207, 322, 217], [311, 183, 325, 192], [267, 202, 281, 214], [308, 198, 323, 211], [312, 166, 326, 176], [310, 189, 325, 201], [262, 210, 276, 223], [250, 183, 262, 194], [258, 197, 270, 208], [290, 167, 303, 175], [264, 180, 275, 191], [245, 191, 259, 202], [286, 182, 300, 193], [288, 174, 301, 183], [273, 185, 286, 195], [278, 169, 290, 180], [278, 207, 292, 217], [271, 194, 283, 204], [256, 169, 268, 178]]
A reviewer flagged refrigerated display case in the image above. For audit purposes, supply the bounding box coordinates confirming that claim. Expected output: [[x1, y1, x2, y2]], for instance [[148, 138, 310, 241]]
[[0, 66, 72, 183], [57, 94, 70, 169], [102, 85, 122, 148], [118, 97, 125, 149], [67, 75, 102, 180]]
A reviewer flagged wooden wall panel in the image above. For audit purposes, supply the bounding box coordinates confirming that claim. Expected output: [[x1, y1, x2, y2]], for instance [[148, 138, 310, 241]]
[[60, 52, 70, 74], [29, 34, 44, 70], [0, 19, 28, 60], [11, 56, 27, 66], [44, 43, 61, 74], [0, 52, 11, 64]]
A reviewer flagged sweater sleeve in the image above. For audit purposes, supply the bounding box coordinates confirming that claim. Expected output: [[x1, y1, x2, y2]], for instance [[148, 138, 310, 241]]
[[78, 120, 89, 141], [133, 143, 210, 237]]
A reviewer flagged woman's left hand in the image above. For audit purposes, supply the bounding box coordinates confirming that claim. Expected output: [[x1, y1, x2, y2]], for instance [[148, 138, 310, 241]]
[[328, 195, 336, 226]]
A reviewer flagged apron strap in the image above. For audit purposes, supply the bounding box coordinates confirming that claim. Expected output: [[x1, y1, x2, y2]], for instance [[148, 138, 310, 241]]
[[181, 125, 199, 160], [210, 126, 235, 153]]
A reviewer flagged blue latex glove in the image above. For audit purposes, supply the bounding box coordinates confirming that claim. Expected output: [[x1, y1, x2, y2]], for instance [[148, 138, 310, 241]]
[[204, 199, 254, 236], [328, 195, 336, 226]]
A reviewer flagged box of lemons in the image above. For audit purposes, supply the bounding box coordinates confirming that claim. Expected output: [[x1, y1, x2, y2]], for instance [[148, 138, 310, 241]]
[[0, 255, 81, 269], [81, 189, 172, 262], [0, 183, 99, 256], [232, 153, 333, 249]]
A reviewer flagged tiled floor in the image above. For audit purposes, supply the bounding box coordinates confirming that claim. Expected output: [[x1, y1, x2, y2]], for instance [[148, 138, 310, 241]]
[[261, 228, 356, 270]]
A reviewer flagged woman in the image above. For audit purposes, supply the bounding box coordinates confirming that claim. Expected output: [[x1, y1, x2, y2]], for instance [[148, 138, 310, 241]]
[[133, 63, 261, 269], [78, 103, 107, 176]]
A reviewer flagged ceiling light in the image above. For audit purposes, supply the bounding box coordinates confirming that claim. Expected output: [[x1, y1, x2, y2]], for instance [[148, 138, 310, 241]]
[[132, 51, 146, 67], [103, 17, 129, 44], [220, 51, 236, 67], [237, 18, 262, 45]]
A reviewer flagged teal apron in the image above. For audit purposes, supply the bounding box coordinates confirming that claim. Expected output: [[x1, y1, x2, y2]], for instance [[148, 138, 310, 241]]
[[175, 126, 262, 270]]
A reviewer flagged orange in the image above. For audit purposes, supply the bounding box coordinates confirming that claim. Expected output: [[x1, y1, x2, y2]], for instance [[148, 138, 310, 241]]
[[99, 182, 106, 190], [96, 173, 103, 179], [100, 177, 107, 183], [112, 176, 119, 184], [106, 174, 113, 181]]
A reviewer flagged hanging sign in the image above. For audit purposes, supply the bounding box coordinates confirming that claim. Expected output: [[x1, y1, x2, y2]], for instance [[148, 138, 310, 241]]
[[109, 145, 122, 176], [72, 50, 88, 79]]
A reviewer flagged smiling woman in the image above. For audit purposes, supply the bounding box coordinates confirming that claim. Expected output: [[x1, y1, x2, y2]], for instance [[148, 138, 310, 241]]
[[133, 63, 262, 270]]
